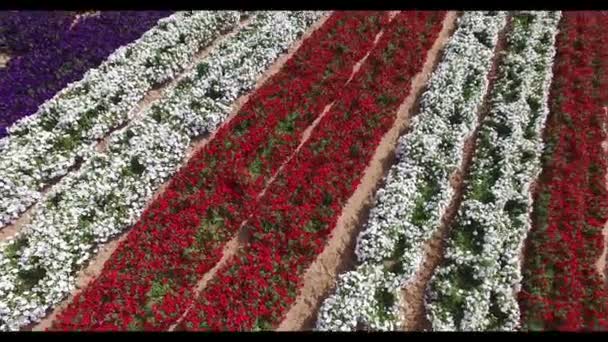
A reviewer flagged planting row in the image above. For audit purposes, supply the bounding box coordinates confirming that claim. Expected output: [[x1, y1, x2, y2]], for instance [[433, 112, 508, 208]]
[[0, 11, 323, 331], [426, 11, 561, 331], [0, 11, 172, 139], [315, 11, 508, 331], [0, 11, 242, 229], [177, 11, 446, 331], [49, 11, 389, 331], [519, 12, 608, 331]]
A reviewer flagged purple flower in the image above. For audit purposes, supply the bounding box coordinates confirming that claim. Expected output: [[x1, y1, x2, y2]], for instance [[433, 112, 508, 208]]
[[0, 11, 172, 138]]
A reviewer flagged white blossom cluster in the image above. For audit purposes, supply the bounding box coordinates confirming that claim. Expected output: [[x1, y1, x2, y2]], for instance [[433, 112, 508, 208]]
[[0, 11, 324, 331], [316, 12, 508, 331], [0, 11, 242, 229], [425, 11, 561, 331]]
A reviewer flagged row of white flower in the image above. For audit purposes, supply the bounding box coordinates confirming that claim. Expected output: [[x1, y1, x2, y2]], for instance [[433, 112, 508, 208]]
[[425, 11, 561, 331], [0, 11, 324, 331], [315, 11, 509, 331], [0, 11, 243, 229]]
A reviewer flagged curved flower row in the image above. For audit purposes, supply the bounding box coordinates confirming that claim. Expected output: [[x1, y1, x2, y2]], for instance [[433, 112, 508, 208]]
[[425, 11, 561, 331], [177, 11, 447, 331], [49, 12, 387, 331], [315, 11, 508, 331], [0, 11, 323, 331], [0, 11, 241, 229], [0, 11, 173, 138], [519, 12, 608, 331]]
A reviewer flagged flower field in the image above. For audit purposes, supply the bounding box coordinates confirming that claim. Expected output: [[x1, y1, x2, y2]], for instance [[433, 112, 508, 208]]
[[0, 10, 607, 332]]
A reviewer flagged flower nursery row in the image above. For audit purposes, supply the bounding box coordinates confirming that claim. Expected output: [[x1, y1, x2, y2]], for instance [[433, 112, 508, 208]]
[[175, 11, 447, 331], [425, 11, 561, 331], [519, 11, 608, 331], [315, 10, 509, 331], [0, 11, 242, 229], [0, 11, 172, 138], [48, 11, 390, 331], [2, 10, 607, 332], [0, 11, 323, 331]]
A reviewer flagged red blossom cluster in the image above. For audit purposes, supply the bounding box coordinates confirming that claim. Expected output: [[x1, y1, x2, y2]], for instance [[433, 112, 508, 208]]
[[519, 11, 608, 331], [177, 11, 446, 331], [49, 11, 390, 331]]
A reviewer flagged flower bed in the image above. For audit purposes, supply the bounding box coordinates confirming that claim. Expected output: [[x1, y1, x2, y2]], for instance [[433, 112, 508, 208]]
[[0, 11, 241, 229], [48, 11, 387, 331], [425, 11, 561, 331], [0, 11, 172, 138], [0, 11, 323, 331], [175, 11, 447, 331], [0, 11, 73, 56], [519, 11, 608, 331], [315, 11, 508, 331]]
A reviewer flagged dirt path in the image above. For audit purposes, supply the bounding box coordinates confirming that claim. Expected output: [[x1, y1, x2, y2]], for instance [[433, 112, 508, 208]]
[[276, 11, 460, 332], [398, 15, 513, 331], [595, 108, 608, 281], [0, 52, 9, 68], [0, 15, 255, 243], [69, 11, 100, 30], [0, 203, 37, 242], [29, 12, 333, 332]]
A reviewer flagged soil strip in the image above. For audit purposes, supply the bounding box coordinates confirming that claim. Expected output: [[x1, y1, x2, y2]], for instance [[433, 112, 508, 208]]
[[595, 106, 608, 281], [0, 53, 9, 68], [69, 11, 101, 30]]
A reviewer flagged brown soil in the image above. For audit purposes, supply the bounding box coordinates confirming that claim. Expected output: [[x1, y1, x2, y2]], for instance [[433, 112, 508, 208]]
[[0, 203, 36, 243], [275, 11, 460, 332], [168, 229, 248, 331], [0, 53, 9, 68], [70, 12, 100, 30], [29, 12, 332, 332], [398, 15, 513, 331], [595, 110, 608, 281]]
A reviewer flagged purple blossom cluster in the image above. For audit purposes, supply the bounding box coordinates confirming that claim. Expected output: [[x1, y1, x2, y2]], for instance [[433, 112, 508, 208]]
[[0, 11, 172, 138], [0, 11, 74, 55]]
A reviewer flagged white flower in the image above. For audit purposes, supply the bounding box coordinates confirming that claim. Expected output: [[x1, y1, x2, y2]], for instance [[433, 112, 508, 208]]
[[0, 11, 325, 331]]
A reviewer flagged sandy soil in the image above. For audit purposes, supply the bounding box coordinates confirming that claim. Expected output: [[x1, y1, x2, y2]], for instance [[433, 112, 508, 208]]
[[95, 15, 255, 153], [398, 14, 513, 331], [595, 109, 608, 281], [70, 11, 100, 30], [0, 204, 36, 243], [29, 12, 332, 332], [276, 11, 459, 332], [0, 52, 9, 68], [168, 230, 247, 331], [0, 166, 83, 243]]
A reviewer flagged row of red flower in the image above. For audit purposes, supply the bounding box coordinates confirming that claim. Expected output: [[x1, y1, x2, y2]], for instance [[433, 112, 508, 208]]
[[49, 11, 390, 331], [177, 11, 447, 331], [519, 11, 608, 331]]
